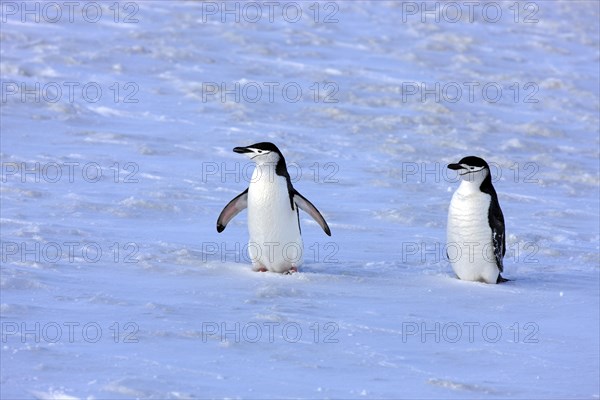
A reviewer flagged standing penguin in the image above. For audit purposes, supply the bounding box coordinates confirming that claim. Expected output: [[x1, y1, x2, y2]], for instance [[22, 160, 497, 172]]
[[446, 156, 508, 284], [217, 142, 331, 273]]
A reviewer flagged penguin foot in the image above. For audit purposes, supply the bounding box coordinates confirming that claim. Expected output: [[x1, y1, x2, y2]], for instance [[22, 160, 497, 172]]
[[283, 266, 298, 275], [253, 263, 268, 272]]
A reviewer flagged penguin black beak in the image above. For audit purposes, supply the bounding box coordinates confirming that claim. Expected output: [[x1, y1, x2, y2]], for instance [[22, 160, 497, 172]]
[[233, 146, 253, 154], [447, 163, 463, 170]]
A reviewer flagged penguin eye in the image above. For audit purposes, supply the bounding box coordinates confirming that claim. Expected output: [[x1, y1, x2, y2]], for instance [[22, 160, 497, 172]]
[[257, 150, 263, 153]]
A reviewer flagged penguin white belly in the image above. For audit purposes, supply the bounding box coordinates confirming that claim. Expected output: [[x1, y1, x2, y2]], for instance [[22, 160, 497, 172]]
[[447, 189, 499, 283], [247, 174, 303, 273]]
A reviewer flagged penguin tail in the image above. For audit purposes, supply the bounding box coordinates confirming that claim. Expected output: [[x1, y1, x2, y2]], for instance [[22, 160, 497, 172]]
[[497, 274, 510, 284]]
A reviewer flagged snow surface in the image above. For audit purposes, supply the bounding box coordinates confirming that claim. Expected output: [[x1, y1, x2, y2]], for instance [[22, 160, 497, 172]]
[[1, 1, 599, 398]]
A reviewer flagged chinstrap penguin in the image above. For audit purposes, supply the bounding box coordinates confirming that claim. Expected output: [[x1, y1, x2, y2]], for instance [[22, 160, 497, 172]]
[[217, 142, 331, 273], [446, 156, 508, 284]]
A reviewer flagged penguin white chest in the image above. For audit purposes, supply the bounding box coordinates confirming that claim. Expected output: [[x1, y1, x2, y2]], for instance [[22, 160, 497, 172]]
[[447, 184, 498, 283], [246, 168, 302, 272]]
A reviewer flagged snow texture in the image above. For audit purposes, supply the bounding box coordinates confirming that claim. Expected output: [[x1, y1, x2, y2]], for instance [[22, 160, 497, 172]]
[[1, 1, 599, 398]]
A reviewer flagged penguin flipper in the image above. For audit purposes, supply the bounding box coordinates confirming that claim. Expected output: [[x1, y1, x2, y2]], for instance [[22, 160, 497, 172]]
[[489, 196, 506, 273], [216, 189, 248, 232], [293, 190, 331, 236], [492, 228, 505, 272]]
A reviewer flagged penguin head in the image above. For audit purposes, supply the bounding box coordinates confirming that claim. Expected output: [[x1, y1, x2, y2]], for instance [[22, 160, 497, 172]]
[[448, 156, 490, 184], [233, 142, 283, 164]]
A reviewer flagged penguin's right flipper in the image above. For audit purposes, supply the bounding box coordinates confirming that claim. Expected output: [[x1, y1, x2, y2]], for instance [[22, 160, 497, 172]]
[[497, 274, 510, 284], [216, 189, 248, 232]]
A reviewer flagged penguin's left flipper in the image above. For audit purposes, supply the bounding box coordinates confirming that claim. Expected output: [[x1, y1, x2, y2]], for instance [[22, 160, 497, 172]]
[[293, 190, 331, 236], [489, 197, 506, 272], [497, 274, 510, 284], [216, 189, 248, 232]]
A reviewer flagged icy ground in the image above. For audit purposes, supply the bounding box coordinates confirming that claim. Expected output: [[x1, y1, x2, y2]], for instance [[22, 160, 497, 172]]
[[1, 1, 599, 399]]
